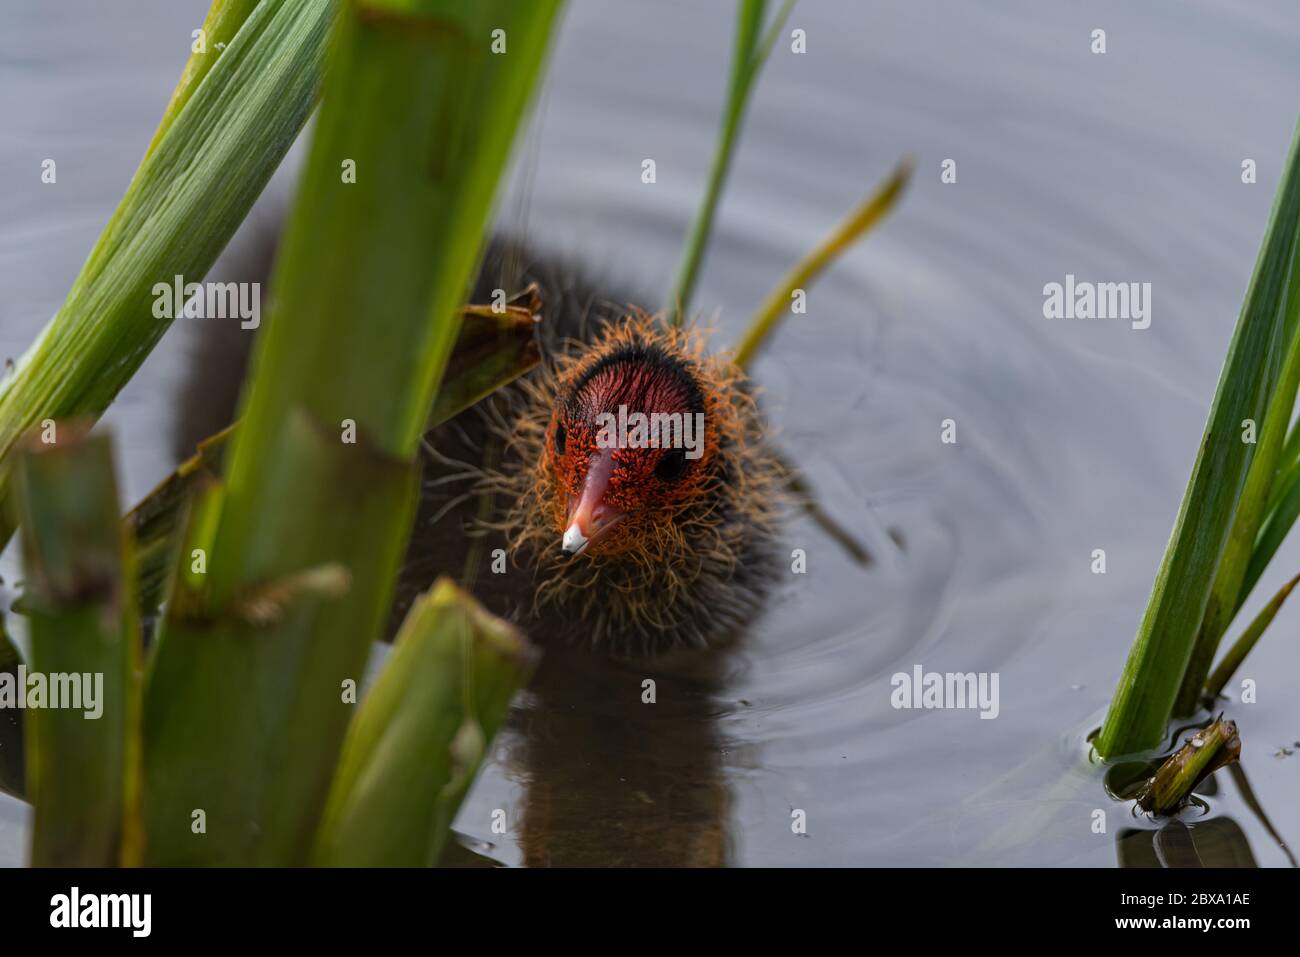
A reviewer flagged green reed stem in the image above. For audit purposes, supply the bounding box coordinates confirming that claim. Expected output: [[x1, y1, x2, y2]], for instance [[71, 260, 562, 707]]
[[668, 0, 795, 325], [13, 428, 142, 866], [313, 579, 536, 866], [127, 305, 541, 616], [140, 0, 561, 866]]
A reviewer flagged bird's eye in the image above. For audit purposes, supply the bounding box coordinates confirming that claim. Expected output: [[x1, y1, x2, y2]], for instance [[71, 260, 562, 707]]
[[654, 448, 689, 482], [553, 421, 566, 456]]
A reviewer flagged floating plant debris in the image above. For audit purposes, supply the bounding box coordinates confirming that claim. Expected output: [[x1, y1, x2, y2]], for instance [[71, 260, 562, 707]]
[[1136, 718, 1242, 817]]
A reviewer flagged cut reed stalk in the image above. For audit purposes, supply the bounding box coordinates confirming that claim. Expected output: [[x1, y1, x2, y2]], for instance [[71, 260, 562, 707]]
[[12, 428, 142, 866], [1136, 718, 1241, 816], [313, 579, 536, 866], [140, 0, 561, 866]]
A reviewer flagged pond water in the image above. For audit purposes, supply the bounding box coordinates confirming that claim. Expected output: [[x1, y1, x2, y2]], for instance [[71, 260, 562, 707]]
[[2, 0, 1299, 866]]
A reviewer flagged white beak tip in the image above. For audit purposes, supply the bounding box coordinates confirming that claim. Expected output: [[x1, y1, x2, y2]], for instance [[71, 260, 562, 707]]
[[561, 523, 589, 556]]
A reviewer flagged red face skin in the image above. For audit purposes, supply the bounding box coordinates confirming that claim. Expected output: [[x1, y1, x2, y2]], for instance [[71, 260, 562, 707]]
[[546, 356, 715, 557]]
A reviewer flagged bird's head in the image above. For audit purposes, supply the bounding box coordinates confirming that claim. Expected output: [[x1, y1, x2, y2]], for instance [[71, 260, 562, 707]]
[[543, 335, 719, 558]]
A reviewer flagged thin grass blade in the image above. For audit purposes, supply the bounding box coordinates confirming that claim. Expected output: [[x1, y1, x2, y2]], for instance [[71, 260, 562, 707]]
[[668, 0, 795, 323], [731, 157, 913, 369], [1238, 454, 1300, 613], [1205, 572, 1300, 701]]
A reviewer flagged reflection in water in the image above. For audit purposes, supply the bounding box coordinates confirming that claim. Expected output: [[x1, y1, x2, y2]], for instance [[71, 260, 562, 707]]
[[510, 647, 730, 867], [1226, 764, 1298, 868], [1113, 758, 1296, 868], [1117, 817, 1257, 869]]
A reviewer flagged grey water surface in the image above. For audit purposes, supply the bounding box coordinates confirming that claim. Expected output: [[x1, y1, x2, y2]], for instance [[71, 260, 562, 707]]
[[2, 0, 1299, 866]]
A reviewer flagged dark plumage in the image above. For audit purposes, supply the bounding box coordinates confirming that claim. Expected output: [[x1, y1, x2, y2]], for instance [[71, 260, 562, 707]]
[[174, 234, 785, 654]]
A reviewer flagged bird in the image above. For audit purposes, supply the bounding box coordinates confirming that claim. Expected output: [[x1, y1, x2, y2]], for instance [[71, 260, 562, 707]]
[[175, 234, 787, 655]]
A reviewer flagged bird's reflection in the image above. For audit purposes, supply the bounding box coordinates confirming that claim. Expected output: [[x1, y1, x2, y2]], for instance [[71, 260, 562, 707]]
[[507, 645, 731, 867]]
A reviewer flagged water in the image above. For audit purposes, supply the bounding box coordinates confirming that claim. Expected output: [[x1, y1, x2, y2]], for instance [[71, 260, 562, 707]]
[[3, 0, 1299, 866]]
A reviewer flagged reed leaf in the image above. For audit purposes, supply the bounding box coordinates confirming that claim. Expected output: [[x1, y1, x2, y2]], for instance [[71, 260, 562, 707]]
[[668, 0, 795, 324], [1097, 118, 1300, 756], [1237, 454, 1300, 614], [732, 158, 913, 369], [145, 0, 263, 160], [11, 428, 142, 866], [1174, 241, 1300, 716], [1205, 572, 1300, 701], [313, 579, 536, 866], [140, 0, 561, 866], [1268, 417, 1300, 503], [0, 0, 335, 547]]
